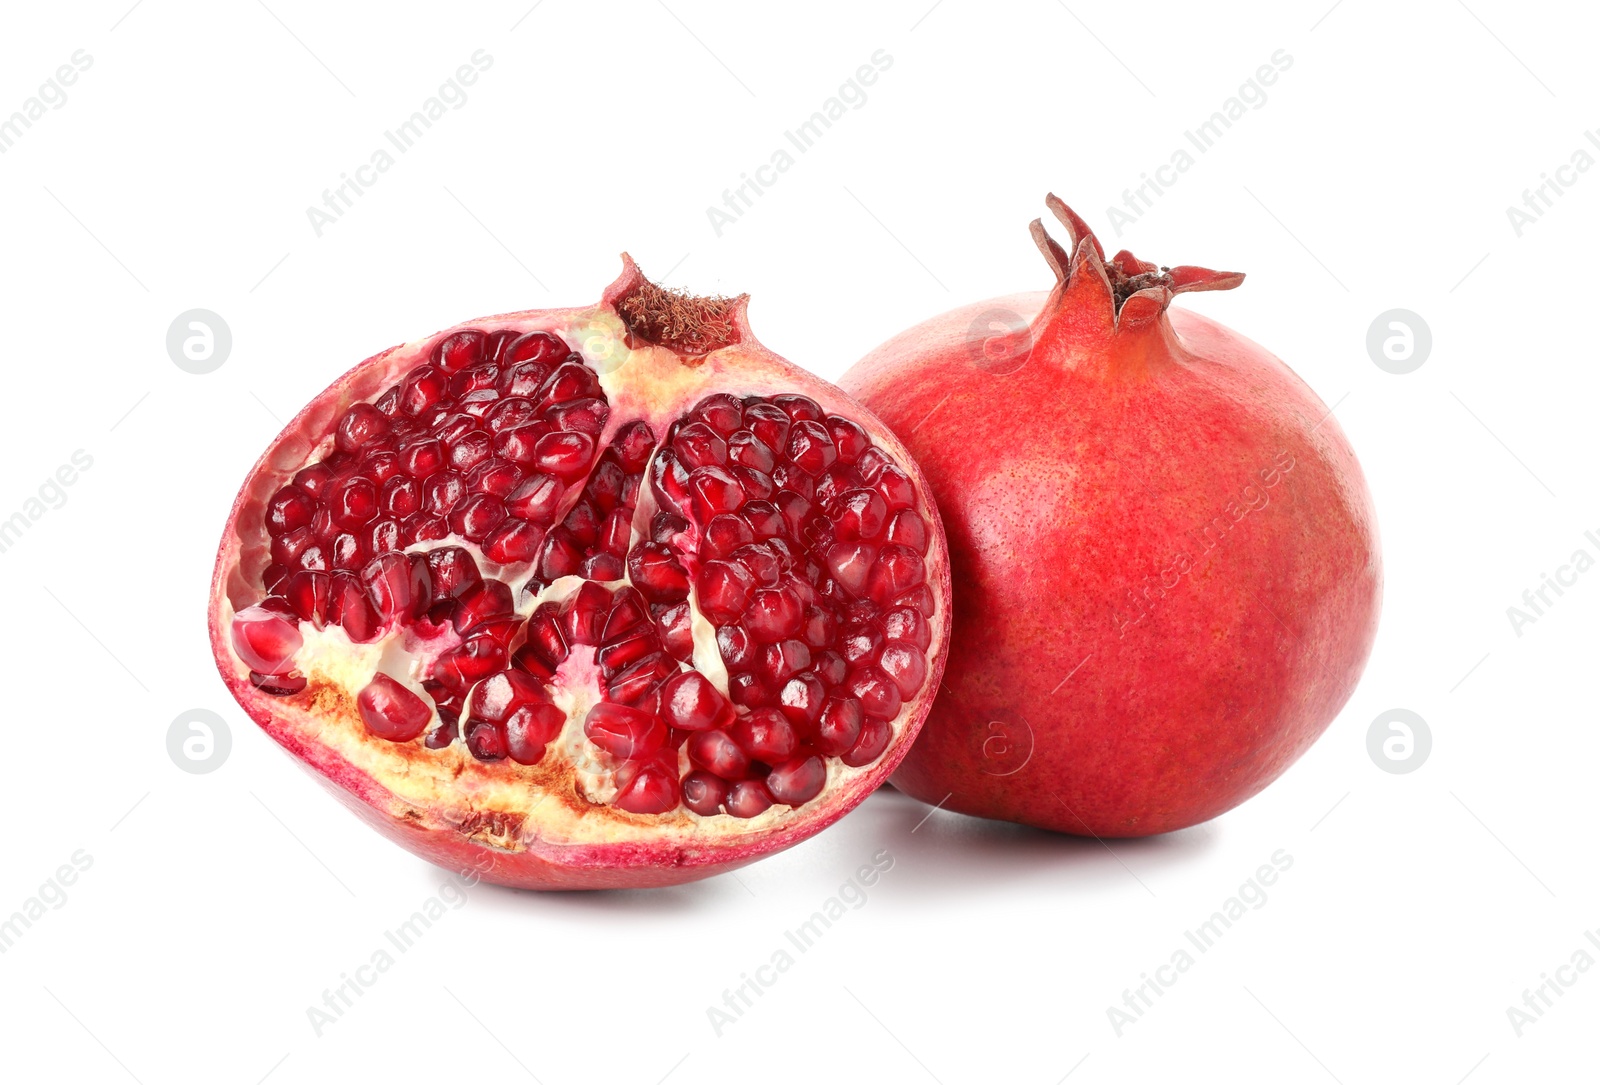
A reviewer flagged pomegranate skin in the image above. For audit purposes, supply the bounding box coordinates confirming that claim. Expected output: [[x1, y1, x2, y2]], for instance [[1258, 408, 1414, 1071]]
[[841, 199, 1380, 837]]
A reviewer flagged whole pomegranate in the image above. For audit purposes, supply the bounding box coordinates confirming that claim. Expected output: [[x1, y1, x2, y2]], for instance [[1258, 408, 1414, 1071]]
[[841, 196, 1380, 836], [210, 258, 949, 889]]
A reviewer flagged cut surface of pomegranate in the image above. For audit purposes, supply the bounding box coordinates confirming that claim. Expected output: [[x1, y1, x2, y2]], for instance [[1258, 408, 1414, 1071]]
[[842, 195, 1381, 837], [211, 258, 950, 889]]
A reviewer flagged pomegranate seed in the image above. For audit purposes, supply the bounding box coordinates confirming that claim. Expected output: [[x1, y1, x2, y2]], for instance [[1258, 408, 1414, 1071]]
[[425, 546, 482, 600], [330, 573, 381, 641], [609, 757, 679, 815], [811, 650, 847, 686], [759, 640, 811, 686], [452, 579, 514, 634], [688, 466, 743, 522], [745, 586, 803, 642], [584, 702, 666, 759], [688, 729, 750, 780], [693, 393, 744, 437], [250, 671, 307, 696], [466, 669, 549, 722], [324, 476, 377, 530], [533, 431, 595, 481], [559, 582, 613, 646], [696, 561, 756, 624], [681, 771, 728, 816], [660, 671, 732, 732], [784, 420, 837, 476], [361, 552, 428, 620], [507, 474, 564, 523], [884, 508, 927, 552], [881, 606, 930, 650], [847, 666, 902, 721], [727, 430, 776, 473], [465, 720, 508, 761], [842, 716, 892, 767], [733, 466, 775, 501], [534, 361, 601, 409], [717, 624, 758, 671], [835, 489, 888, 542], [873, 465, 916, 510], [504, 330, 568, 365], [266, 486, 316, 535], [766, 755, 826, 806], [230, 606, 303, 673], [826, 416, 871, 464], [815, 695, 863, 756], [612, 421, 656, 472], [743, 501, 783, 539], [655, 602, 695, 660], [607, 653, 676, 705], [582, 552, 625, 580], [597, 627, 660, 676], [728, 672, 767, 708], [398, 437, 446, 478], [402, 514, 449, 544], [448, 493, 507, 541], [627, 543, 690, 603], [562, 500, 602, 547], [603, 589, 649, 639], [358, 674, 432, 741], [294, 461, 335, 497], [549, 397, 609, 435], [800, 606, 838, 648], [335, 403, 390, 453], [598, 507, 632, 556], [534, 528, 583, 583], [421, 471, 466, 516], [506, 703, 566, 764], [262, 563, 290, 593], [877, 641, 928, 699], [483, 518, 545, 564], [724, 779, 774, 819], [730, 708, 797, 763], [866, 545, 925, 606], [433, 329, 487, 372], [365, 519, 401, 556], [283, 570, 331, 626], [826, 541, 877, 598], [499, 361, 552, 398], [400, 366, 448, 416], [674, 422, 727, 468], [433, 635, 507, 694], [777, 673, 826, 726]]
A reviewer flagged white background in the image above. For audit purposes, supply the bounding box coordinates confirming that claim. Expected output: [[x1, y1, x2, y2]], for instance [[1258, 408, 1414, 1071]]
[[1, 1, 1595, 1081]]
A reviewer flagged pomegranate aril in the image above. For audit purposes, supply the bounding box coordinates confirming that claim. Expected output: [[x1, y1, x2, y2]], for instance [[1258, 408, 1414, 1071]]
[[360, 449, 401, 484], [717, 624, 758, 671], [847, 666, 902, 721], [607, 652, 676, 705], [826, 541, 878, 598], [283, 570, 331, 626], [800, 606, 837, 649], [400, 366, 448, 416], [262, 563, 290, 593], [584, 702, 666, 759], [597, 627, 659, 675], [655, 602, 695, 661], [760, 639, 811, 686], [536, 528, 584, 583], [766, 755, 826, 806], [358, 674, 432, 742], [507, 474, 563, 523], [811, 649, 847, 686], [250, 671, 307, 696], [365, 519, 401, 556], [688, 466, 744, 522], [826, 416, 871, 464], [433, 635, 507, 695], [727, 672, 767, 708], [696, 561, 756, 624], [814, 695, 863, 756], [884, 508, 928, 552], [612, 421, 656, 472], [266, 486, 316, 535], [483, 518, 545, 564], [534, 360, 602, 408], [466, 669, 548, 723], [777, 673, 826, 727], [504, 330, 569, 366], [877, 641, 928, 699], [433, 329, 487, 373], [561, 500, 602, 547], [841, 715, 891, 767], [498, 361, 552, 398], [362, 551, 430, 621], [693, 393, 744, 437], [745, 587, 803, 642], [293, 461, 335, 498], [335, 403, 390, 453], [775, 490, 813, 536], [325, 476, 378, 530], [448, 493, 507, 541], [674, 422, 727, 468], [731, 708, 797, 764], [652, 511, 688, 545], [506, 703, 566, 764], [727, 430, 776, 473], [452, 579, 514, 634], [743, 501, 784, 540], [703, 514, 754, 560], [533, 431, 595, 481], [628, 543, 690, 604], [230, 606, 303, 674], [446, 429, 493, 473], [867, 545, 925, 605], [732, 467, 775, 501], [330, 573, 381, 641], [518, 603, 568, 672], [421, 471, 466, 517], [724, 779, 774, 819], [688, 729, 751, 780], [661, 671, 733, 732], [603, 589, 649, 639], [881, 607, 930, 650], [835, 489, 888, 541], [448, 362, 500, 398], [548, 397, 609, 435], [612, 757, 681, 815], [681, 771, 728, 816], [784, 420, 837, 476], [559, 582, 612, 646], [650, 448, 692, 517], [402, 513, 449, 544], [465, 457, 523, 497], [465, 720, 508, 761], [398, 439, 445, 479]]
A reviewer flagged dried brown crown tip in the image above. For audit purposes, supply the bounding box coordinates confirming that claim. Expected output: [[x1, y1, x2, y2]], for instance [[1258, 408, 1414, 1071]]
[[617, 274, 747, 358]]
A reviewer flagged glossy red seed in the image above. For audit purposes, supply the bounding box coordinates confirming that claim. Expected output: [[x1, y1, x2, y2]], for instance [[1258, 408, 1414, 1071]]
[[866, 545, 925, 605], [688, 729, 751, 780], [841, 715, 892, 767], [533, 431, 595, 481], [655, 602, 695, 660], [426, 546, 482, 600], [815, 695, 863, 756], [560, 582, 613, 646], [696, 561, 756, 624], [465, 720, 508, 761], [433, 635, 507, 694], [724, 779, 774, 818], [483, 518, 545, 564], [745, 587, 803, 642], [362, 551, 430, 620], [584, 702, 666, 759], [760, 640, 811, 686], [434, 329, 487, 373], [881, 607, 930, 650], [877, 641, 928, 699], [250, 670, 307, 696], [627, 543, 690, 604], [777, 673, 826, 727], [336, 403, 390, 454], [811, 649, 847, 686], [766, 755, 826, 805], [730, 708, 797, 763], [688, 466, 744, 522], [535, 528, 583, 583], [357, 674, 432, 741], [847, 666, 902, 721], [660, 671, 733, 732], [329, 573, 380, 641], [503, 330, 569, 366], [266, 487, 316, 535], [835, 489, 888, 542], [466, 669, 549, 724], [452, 579, 513, 634], [506, 474, 563, 523], [694, 393, 744, 437], [506, 703, 566, 764], [674, 421, 727, 468], [884, 508, 928, 552], [681, 771, 728, 816], [230, 606, 303, 673], [784, 420, 837, 476], [826, 541, 877, 597], [613, 757, 681, 814]]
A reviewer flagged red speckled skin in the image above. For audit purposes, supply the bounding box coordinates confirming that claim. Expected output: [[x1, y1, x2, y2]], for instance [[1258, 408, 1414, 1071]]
[[842, 278, 1380, 837]]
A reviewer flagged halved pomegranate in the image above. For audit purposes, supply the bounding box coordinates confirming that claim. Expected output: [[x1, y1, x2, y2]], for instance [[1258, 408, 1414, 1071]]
[[210, 258, 950, 890]]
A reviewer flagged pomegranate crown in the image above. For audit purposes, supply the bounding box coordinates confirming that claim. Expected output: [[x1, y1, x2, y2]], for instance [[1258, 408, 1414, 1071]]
[[1030, 193, 1243, 330]]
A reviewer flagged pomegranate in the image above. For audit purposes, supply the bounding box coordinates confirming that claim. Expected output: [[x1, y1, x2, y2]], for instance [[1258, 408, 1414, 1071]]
[[841, 195, 1380, 836], [210, 258, 949, 889]]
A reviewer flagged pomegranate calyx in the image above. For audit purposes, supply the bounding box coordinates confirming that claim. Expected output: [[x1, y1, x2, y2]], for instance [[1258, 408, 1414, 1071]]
[[615, 260, 747, 358], [1031, 193, 1244, 324]]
